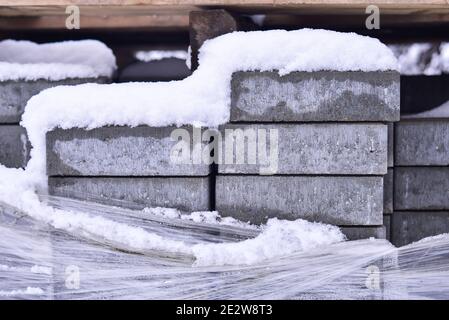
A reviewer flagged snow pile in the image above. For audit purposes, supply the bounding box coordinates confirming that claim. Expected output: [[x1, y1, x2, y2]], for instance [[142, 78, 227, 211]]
[[135, 50, 188, 62], [143, 207, 259, 230], [389, 42, 449, 75], [0, 39, 116, 81], [21, 29, 397, 184], [193, 218, 345, 266]]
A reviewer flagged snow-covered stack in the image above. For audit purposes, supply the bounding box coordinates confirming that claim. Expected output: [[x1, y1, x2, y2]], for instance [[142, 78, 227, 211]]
[[0, 40, 116, 168], [36, 30, 399, 236], [216, 70, 400, 239]]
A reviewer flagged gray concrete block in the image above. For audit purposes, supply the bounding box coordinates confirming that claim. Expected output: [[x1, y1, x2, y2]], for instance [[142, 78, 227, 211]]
[[340, 226, 386, 240], [388, 123, 394, 168], [395, 120, 449, 166], [0, 125, 30, 168], [383, 169, 393, 214], [47, 126, 210, 176], [48, 176, 211, 212], [231, 71, 400, 122], [395, 167, 449, 210], [392, 211, 449, 246], [217, 123, 388, 175], [0, 77, 110, 123], [383, 215, 391, 241], [216, 175, 383, 226]]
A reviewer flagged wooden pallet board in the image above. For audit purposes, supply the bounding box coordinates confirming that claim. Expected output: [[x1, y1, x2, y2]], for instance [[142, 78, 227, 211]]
[[1, 1, 448, 30]]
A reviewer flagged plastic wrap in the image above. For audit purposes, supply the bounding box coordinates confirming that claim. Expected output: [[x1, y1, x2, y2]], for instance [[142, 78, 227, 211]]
[[1, 196, 449, 300]]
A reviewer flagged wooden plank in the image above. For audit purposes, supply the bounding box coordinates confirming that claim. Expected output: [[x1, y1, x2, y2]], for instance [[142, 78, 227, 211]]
[[1, 1, 448, 30], [1, 1, 448, 17], [0, 15, 189, 30]]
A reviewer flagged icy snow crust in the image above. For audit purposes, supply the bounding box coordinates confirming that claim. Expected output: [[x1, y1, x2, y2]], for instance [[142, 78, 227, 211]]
[[1, 30, 397, 267], [0, 39, 117, 81]]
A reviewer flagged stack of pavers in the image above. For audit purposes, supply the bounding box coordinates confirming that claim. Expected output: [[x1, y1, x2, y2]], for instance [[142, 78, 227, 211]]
[[46, 70, 400, 238], [394, 106, 449, 246], [46, 126, 212, 212], [0, 38, 114, 169], [216, 70, 400, 239], [0, 77, 111, 169]]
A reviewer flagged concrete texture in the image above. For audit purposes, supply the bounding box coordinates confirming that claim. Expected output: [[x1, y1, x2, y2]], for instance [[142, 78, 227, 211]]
[[340, 226, 386, 240], [388, 123, 394, 168], [392, 211, 449, 246], [0, 125, 30, 168], [395, 120, 449, 166], [383, 215, 391, 241], [47, 126, 210, 176], [384, 169, 394, 214], [230, 71, 400, 122], [48, 176, 211, 212], [0, 77, 110, 123], [216, 175, 383, 226], [217, 123, 388, 175], [395, 167, 449, 210]]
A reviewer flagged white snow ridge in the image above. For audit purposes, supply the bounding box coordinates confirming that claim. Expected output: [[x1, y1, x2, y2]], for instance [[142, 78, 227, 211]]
[[0, 39, 117, 81]]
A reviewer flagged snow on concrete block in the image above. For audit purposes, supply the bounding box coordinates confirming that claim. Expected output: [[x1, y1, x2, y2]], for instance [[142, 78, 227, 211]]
[[392, 211, 449, 246], [46, 126, 210, 176], [394, 167, 449, 210], [395, 120, 449, 166], [215, 175, 383, 226], [0, 125, 30, 168], [230, 71, 400, 122], [384, 169, 394, 214], [217, 123, 388, 175], [340, 226, 386, 240], [48, 177, 211, 212], [0, 78, 110, 123]]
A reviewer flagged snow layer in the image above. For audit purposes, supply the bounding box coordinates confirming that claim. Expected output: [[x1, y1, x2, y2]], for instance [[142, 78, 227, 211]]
[[0, 39, 116, 81], [193, 218, 345, 266], [143, 207, 259, 230], [135, 50, 188, 62], [0, 30, 393, 266], [22, 29, 397, 184]]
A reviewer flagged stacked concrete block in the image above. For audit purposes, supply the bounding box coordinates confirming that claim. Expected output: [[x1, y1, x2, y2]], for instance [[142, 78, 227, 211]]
[[46, 126, 211, 212], [393, 119, 449, 246], [0, 77, 109, 168], [383, 123, 395, 240], [216, 70, 400, 239]]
